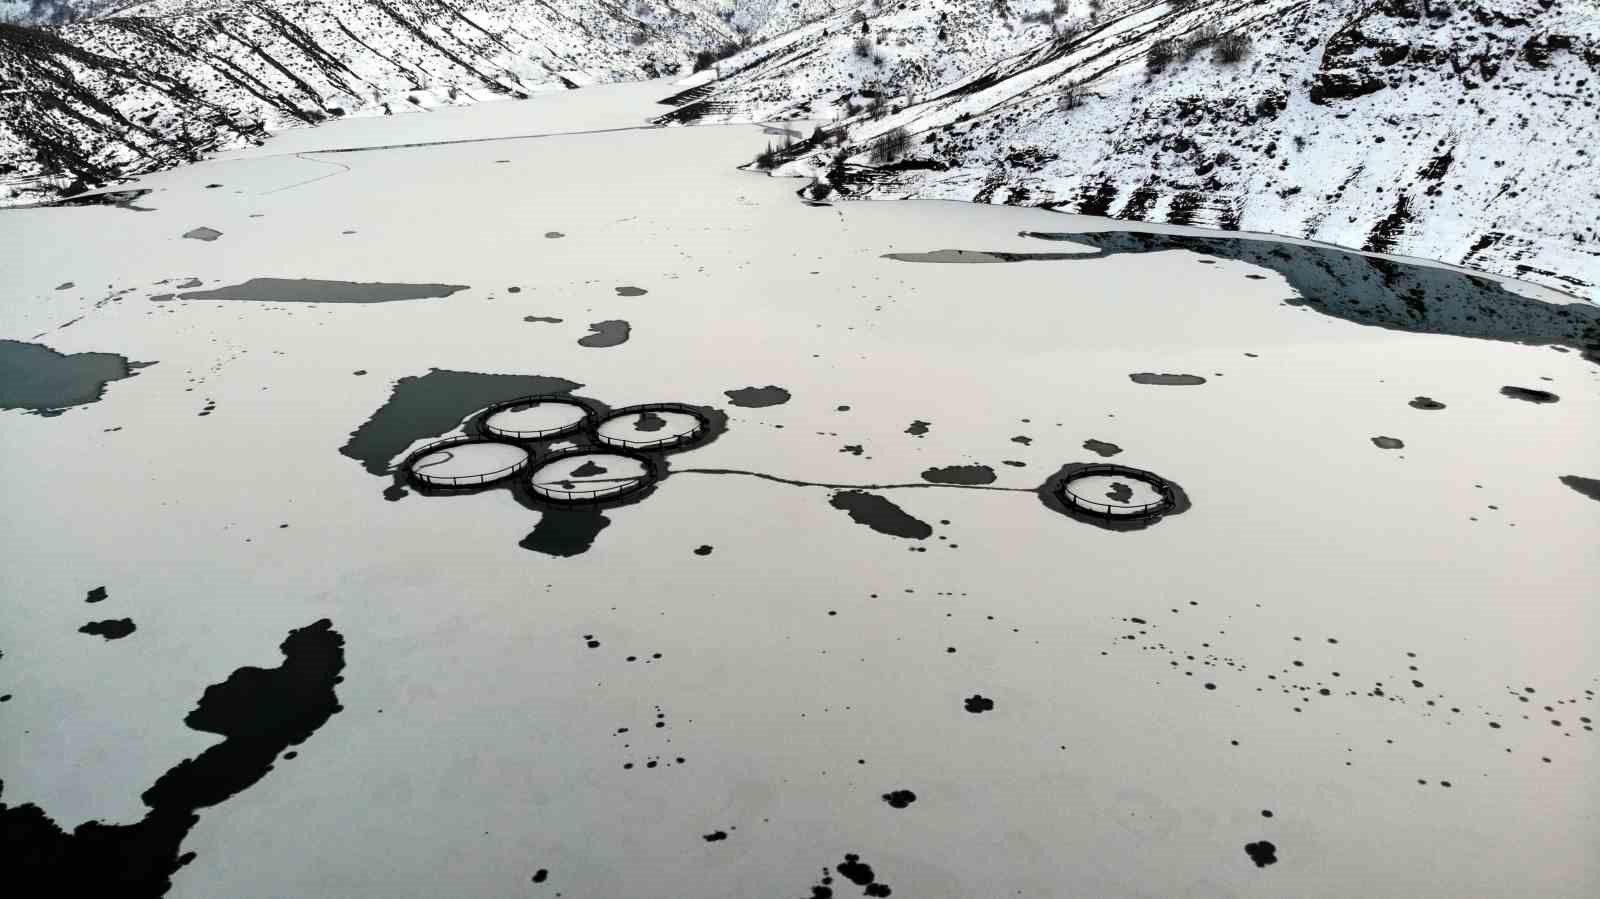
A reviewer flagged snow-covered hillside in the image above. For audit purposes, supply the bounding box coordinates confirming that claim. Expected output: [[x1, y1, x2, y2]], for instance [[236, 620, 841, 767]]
[[0, 0, 735, 203], [657, 0, 1086, 123], [744, 0, 1599, 296]]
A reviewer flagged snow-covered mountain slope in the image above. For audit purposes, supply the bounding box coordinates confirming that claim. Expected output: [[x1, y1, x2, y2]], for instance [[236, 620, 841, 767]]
[[0, 0, 735, 203], [753, 0, 1599, 296], [711, 0, 852, 43], [657, 0, 1085, 123]]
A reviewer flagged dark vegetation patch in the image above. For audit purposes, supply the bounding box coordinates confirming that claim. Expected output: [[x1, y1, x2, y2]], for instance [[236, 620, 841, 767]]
[[964, 694, 995, 713], [85, 586, 108, 603], [1408, 396, 1446, 410]]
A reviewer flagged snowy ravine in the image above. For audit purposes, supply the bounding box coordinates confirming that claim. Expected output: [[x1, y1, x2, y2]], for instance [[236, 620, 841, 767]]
[[746, 0, 1599, 297], [0, 0, 734, 203]]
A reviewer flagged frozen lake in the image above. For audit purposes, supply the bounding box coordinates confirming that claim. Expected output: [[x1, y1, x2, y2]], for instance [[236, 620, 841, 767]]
[[1, 79, 1596, 897]]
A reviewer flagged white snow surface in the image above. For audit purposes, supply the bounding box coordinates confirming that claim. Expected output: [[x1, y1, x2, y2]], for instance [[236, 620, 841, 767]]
[[0, 80, 1595, 898]]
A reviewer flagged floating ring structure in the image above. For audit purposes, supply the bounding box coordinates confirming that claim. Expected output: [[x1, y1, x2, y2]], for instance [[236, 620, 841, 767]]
[[401, 436, 532, 489], [595, 403, 709, 452], [525, 447, 659, 504], [480, 396, 596, 441], [1056, 463, 1177, 519]]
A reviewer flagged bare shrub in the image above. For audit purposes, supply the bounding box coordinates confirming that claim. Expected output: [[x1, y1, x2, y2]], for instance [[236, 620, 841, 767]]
[[1214, 32, 1251, 64], [853, 35, 873, 59], [1056, 81, 1086, 112], [1146, 38, 1177, 74], [870, 127, 910, 163]]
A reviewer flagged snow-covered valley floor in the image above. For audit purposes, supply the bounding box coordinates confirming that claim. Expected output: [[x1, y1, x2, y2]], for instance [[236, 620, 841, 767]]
[[1, 80, 1596, 897]]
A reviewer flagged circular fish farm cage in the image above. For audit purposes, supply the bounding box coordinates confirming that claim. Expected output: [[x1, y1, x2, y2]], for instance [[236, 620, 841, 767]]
[[1055, 464, 1177, 519], [401, 436, 532, 489], [594, 404, 709, 452], [525, 448, 658, 504], [480, 396, 595, 441]]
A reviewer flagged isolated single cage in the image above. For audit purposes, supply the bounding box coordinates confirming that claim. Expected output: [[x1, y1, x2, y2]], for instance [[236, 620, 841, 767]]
[[1055, 463, 1177, 519]]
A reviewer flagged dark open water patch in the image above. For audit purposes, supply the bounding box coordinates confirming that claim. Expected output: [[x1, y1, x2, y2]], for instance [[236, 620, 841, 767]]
[[1500, 386, 1560, 404], [724, 385, 791, 408], [1409, 396, 1446, 410], [1558, 475, 1600, 502], [341, 369, 581, 476], [635, 411, 667, 432], [1244, 840, 1278, 868], [1371, 436, 1405, 449], [165, 278, 469, 304], [829, 490, 932, 540], [1083, 439, 1123, 457], [577, 320, 631, 348], [881, 789, 917, 809], [0, 619, 344, 896], [1130, 372, 1207, 386], [927, 231, 1600, 361], [920, 464, 997, 486], [519, 509, 611, 557], [44, 189, 154, 211], [79, 618, 135, 640], [1106, 482, 1134, 503], [614, 286, 647, 297], [0, 340, 155, 417]]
